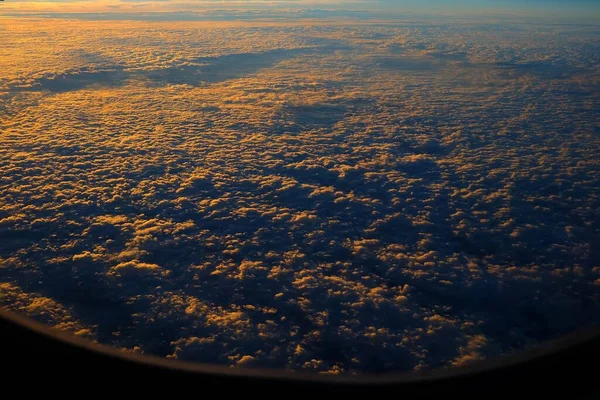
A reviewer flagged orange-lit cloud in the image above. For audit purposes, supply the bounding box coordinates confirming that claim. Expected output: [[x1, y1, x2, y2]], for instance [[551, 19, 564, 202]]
[[0, 16, 599, 373]]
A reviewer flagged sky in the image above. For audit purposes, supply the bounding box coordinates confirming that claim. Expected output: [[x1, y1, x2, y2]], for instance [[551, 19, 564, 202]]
[[2, 0, 600, 21]]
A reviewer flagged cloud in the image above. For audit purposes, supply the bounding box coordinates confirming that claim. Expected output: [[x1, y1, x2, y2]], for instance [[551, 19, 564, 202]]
[[0, 15, 599, 374], [110, 261, 167, 276]]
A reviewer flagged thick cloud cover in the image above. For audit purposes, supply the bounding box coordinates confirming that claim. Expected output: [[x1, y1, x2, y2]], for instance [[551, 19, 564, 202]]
[[1, 16, 599, 374]]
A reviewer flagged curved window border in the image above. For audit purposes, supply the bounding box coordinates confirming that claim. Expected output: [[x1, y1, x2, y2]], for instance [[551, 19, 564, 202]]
[[2, 307, 599, 395]]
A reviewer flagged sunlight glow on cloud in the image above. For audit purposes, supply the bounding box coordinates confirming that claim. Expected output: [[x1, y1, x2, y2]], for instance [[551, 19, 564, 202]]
[[1, 14, 599, 373]]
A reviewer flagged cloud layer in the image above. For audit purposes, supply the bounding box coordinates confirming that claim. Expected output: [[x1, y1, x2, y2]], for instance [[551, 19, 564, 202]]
[[1, 17, 599, 374]]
